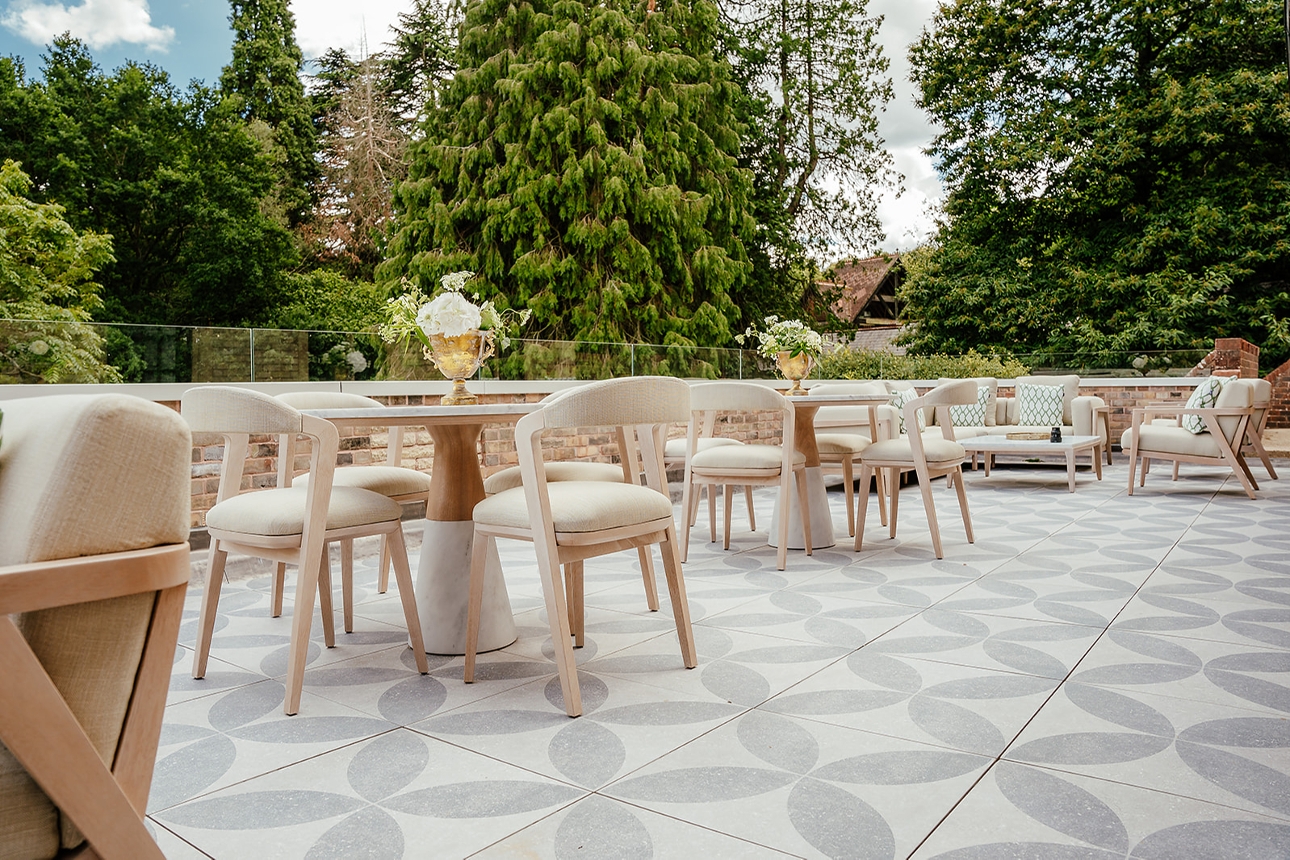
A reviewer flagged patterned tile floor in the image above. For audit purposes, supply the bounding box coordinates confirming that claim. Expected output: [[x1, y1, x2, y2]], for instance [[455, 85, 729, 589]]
[[149, 459, 1290, 859]]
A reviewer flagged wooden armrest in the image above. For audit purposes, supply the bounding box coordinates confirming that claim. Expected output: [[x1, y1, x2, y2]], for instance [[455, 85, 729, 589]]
[[1132, 406, 1253, 417], [0, 544, 191, 615]]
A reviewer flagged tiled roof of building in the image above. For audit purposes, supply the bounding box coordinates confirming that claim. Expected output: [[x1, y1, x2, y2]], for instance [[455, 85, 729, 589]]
[[828, 254, 900, 323]]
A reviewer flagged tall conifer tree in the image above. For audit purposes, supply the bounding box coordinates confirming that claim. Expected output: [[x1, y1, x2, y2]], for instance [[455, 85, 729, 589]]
[[383, 0, 754, 348], [220, 0, 317, 223]]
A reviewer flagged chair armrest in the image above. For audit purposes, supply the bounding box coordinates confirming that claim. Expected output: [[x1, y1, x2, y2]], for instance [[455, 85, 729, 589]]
[[1071, 395, 1105, 438], [0, 544, 191, 615]]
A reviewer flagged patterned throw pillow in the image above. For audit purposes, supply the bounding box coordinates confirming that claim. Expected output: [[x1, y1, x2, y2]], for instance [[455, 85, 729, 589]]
[[890, 387, 926, 435], [1182, 376, 1228, 434], [948, 385, 990, 427], [1016, 382, 1065, 426]]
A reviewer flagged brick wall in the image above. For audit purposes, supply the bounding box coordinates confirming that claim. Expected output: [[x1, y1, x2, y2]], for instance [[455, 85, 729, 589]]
[[1190, 337, 1260, 378], [1267, 359, 1290, 429]]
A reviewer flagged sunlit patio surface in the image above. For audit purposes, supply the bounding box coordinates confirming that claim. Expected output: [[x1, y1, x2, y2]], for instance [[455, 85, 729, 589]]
[[149, 460, 1290, 859]]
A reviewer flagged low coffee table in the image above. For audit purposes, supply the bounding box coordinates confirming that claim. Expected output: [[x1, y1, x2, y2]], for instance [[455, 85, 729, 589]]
[[960, 434, 1103, 492]]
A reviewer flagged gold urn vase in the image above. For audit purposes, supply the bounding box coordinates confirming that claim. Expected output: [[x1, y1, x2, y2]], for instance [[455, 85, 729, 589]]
[[428, 329, 495, 405], [776, 351, 813, 396]]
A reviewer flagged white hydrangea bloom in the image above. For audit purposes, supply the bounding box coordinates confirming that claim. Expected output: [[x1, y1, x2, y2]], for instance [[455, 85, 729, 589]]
[[419, 291, 482, 337]]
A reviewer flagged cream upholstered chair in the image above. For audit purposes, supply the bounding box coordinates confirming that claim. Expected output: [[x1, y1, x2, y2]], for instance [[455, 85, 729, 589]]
[[1123, 378, 1257, 499], [809, 381, 895, 536], [665, 420, 756, 533], [275, 391, 433, 618], [1244, 378, 1278, 480], [465, 376, 695, 717], [855, 380, 975, 559], [485, 417, 664, 613], [680, 382, 812, 571], [183, 387, 428, 715], [0, 394, 191, 860]]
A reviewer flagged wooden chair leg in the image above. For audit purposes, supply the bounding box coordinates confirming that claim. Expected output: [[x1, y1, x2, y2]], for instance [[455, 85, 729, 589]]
[[564, 561, 585, 648], [915, 465, 945, 559], [340, 537, 355, 634], [842, 457, 856, 537], [854, 464, 873, 552], [192, 542, 227, 679], [1126, 434, 1140, 495], [1248, 433, 1278, 479], [707, 484, 718, 543], [659, 526, 697, 668], [637, 546, 659, 611], [535, 541, 581, 716], [463, 530, 491, 683], [723, 483, 734, 550], [376, 539, 391, 594], [888, 468, 901, 539], [875, 468, 888, 528], [284, 546, 324, 716], [317, 552, 336, 648], [745, 485, 756, 531], [1172, 461, 1180, 481], [952, 465, 974, 543], [385, 526, 428, 673], [680, 478, 696, 562], [271, 562, 287, 617]]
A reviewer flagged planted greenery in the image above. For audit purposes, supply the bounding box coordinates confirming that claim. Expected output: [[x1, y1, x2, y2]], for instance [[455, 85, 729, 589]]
[[814, 347, 1029, 381]]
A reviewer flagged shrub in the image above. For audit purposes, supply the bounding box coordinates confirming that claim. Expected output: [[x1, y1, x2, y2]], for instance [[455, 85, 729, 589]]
[[815, 347, 1029, 380]]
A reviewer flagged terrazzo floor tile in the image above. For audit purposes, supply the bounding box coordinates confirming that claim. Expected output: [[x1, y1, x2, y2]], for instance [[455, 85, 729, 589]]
[[863, 607, 1104, 680], [150, 822, 213, 859], [410, 670, 746, 789], [764, 651, 1060, 756], [478, 794, 798, 859], [697, 588, 920, 648], [168, 643, 271, 706], [1004, 681, 1290, 821], [155, 728, 588, 860], [782, 560, 988, 610], [908, 760, 1290, 860], [603, 709, 993, 859], [149, 680, 396, 814], [1110, 589, 1290, 651]]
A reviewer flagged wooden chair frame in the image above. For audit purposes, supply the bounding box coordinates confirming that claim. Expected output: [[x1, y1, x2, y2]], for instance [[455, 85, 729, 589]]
[[464, 379, 696, 718], [0, 543, 189, 860], [187, 394, 428, 715], [1125, 405, 1257, 499], [666, 411, 756, 533], [854, 381, 975, 560]]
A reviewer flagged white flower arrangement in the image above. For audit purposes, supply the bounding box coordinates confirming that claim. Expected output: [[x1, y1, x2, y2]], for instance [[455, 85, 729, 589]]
[[735, 316, 826, 360], [379, 271, 531, 352]]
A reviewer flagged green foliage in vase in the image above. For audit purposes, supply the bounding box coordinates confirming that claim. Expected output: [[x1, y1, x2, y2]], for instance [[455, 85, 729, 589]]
[[383, 0, 755, 350], [903, 0, 1290, 369], [220, 0, 319, 225], [0, 160, 120, 383]]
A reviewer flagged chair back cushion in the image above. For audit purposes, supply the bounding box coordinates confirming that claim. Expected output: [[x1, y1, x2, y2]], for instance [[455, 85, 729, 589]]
[[938, 377, 998, 426], [1213, 379, 1254, 441], [0, 394, 190, 856], [275, 391, 385, 410], [181, 386, 303, 436], [541, 377, 690, 428], [810, 381, 889, 432]]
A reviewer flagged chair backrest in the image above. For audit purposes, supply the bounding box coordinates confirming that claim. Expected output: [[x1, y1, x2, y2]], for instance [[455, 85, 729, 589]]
[[0, 394, 190, 859], [538, 376, 692, 429], [688, 381, 789, 415], [809, 381, 889, 433], [1213, 379, 1255, 442], [909, 379, 978, 439], [275, 391, 406, 473], [1246, 378, 1272, 432]]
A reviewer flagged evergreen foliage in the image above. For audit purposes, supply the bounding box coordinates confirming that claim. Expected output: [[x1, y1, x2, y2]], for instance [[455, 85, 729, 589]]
[[383, 0, 461, 129], [383, 0, 756, 350], [220, 0, 318, 223], [904, 0, 1290, 369], [0, 159, 120, 383]]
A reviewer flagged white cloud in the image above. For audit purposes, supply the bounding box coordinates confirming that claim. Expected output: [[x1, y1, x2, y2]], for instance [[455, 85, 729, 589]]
[[290, 0, 408, 62], [1, 0, 174, 51]]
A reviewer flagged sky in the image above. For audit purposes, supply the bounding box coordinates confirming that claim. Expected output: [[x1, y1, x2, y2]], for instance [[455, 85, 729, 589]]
[[0, 0, 943, 253]]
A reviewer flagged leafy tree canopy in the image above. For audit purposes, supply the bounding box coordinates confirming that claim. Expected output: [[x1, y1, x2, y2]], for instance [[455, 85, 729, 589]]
[[903, 0, 1290, 368], [0, 159, 119, 382], [383, 0, 756, 349]]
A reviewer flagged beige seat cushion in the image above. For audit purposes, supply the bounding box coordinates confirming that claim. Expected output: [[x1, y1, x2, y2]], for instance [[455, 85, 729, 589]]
[[863, 436, 967, 465], [664, 437, 742, 460], [206, 486, 401, 536], [816, 433, 871, 456], [295, 466, 432, 498], [691, 444, 805, 471], [483, 461, 625, 495], [1121, 425, 1222, 459], [474, 482, 674, 533]]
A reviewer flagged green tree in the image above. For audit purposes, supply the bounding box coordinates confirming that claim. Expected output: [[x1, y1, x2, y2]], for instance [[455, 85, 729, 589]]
[[220, 0, 318, 223], [904, 0, 1290, 368], [383, 0, 755, 351], [0, 40, 296, 329], [0, 159, 119, 383], [383, 0, 461, 130]]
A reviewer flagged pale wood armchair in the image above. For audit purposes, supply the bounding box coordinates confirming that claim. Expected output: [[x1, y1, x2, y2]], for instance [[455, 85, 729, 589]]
[[0, 394, 192, 860]]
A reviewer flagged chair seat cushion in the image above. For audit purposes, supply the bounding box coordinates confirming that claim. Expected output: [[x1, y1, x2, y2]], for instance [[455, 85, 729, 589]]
[[1121, 425, 1221, 459], [474, 482, 674, 533], [863, 436, 967, 465], [690, 444, 804, 471], [664, 436, 743, 459], [483, 461, 625, 495], [816, 433, 871, 456], [206, 486, 401, 537], [295, 466, 432, 498]]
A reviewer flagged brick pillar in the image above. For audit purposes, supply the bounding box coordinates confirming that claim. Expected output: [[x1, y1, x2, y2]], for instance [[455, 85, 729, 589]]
[[1266, 358, 1290, 428], [1189, 337, 1260, 378]]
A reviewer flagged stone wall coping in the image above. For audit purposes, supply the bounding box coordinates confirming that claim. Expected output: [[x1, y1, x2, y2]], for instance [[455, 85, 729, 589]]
[[0, 375, 1204, 402]]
